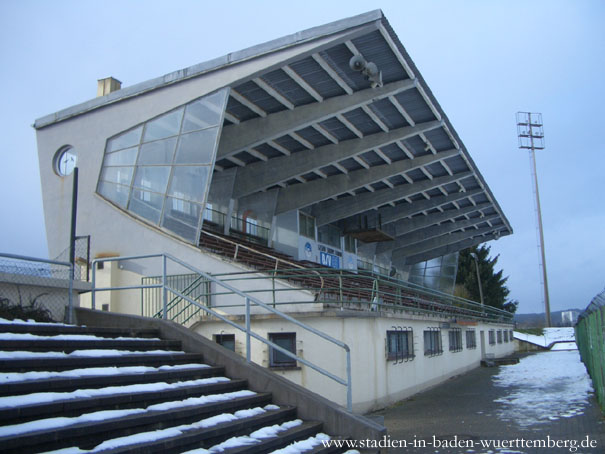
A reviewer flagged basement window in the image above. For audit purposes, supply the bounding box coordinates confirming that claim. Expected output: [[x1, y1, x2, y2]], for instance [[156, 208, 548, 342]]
[[423, 328, 443, 357], [214, 334, 235, 351], [386, 328, 414, 362], [448, 328, 463, 353], [466, 330, 477, 349], [269, 332, 297, 368]]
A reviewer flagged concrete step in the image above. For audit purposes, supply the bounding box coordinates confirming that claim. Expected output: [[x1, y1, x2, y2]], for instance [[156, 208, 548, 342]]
[[81, 406, 300, 454], [0, 399, 286, 454], [0, 364, 225, 396], [0, 338, 182, 352], [0, 352, 205, 372], [0, 323, 160, 338], [0, 377, 249, 425]]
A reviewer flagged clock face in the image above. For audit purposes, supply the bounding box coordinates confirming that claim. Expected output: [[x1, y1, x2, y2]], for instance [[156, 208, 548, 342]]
[[55, 148, 77, 176]]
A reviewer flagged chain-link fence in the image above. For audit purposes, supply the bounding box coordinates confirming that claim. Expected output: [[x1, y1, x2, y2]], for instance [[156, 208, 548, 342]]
[[575, 287, 605, 414], [52, 235, 91, 282], [0, 254, 75, 323]]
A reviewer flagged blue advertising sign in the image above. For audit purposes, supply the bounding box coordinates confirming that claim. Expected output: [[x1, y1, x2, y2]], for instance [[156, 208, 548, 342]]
[[320, 251, 340, 269]]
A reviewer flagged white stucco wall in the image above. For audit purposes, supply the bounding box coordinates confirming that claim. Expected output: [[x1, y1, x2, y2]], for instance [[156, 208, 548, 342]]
[[192, 311, 515, 413]]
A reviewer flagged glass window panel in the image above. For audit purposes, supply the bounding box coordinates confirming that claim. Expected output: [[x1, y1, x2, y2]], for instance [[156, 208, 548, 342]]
[[142, 108, 184, 142], [99, 166, 134, 186], [133, 166, 171, 193], [104, 147, 139, 166], [97, 181, 130, 208], [167, 166, 209, 203], [137, 138, 177, 165], [129, 190, 164, 224], [107, 126, 142, 152], [161, 197, 202, 242], [182, 99, 223, 132], [174, 128, 218, 164]]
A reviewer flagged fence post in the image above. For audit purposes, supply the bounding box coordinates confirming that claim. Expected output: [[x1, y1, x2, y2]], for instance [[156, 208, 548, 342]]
[[67, 263, 74, 324], [91, 261, 96, 310], [245, 297, 251, 362], [346, 348, 352, 412], [162, 255, 168, 320]]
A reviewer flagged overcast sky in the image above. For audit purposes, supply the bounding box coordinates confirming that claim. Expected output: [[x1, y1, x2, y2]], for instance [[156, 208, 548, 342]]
[[1, 0, 603, 314]]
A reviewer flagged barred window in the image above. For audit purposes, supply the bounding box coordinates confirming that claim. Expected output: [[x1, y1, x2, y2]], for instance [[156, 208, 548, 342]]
[[424, 328, 443, 356], [387, 328, 414, 362], [489, 330, 496, 345], [466, 330, 477, 349], [449, 328, 463, 352], [497, 330, 503, 344], [503, 330, 509, 342]]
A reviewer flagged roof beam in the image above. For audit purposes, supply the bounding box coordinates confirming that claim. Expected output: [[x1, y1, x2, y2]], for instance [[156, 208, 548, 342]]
[[401, 233, 499, 266], [312, 53, 353, 95], [232, 120, 442, 198], [390, 202, 491, 237], [379, 188, 483, 225], [282, 65, 323, 102], [217, 78, 417, 159], [393, 226, 495, 259], [253, 77, 295, 110], [376, 214, 500, 255], [313, 170, 471, 226], [276, 149, 459, 215]]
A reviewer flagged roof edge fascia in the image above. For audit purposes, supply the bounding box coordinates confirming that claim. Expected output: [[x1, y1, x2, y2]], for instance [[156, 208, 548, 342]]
[[34, 9, 384, 130]]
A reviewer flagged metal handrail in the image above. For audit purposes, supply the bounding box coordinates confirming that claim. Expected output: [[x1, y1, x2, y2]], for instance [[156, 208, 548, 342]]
[[0, 253, 75, 323], [91, 253, 352, 411]]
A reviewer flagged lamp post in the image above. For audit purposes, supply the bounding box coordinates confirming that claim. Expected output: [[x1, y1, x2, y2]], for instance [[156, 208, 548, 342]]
[[470, 252, 484, 313]]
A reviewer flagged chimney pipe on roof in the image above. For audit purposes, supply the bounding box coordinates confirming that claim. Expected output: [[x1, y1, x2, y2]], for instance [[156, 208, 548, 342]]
[[97, 77, 122, 97]]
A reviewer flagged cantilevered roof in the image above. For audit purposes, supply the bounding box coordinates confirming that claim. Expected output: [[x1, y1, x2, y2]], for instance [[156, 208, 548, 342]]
[[35, 10, 512, 265]]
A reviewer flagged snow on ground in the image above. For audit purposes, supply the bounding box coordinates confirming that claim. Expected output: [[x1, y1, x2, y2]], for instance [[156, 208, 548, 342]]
[[0, 389, 256, 437], [492, 350, 593, 427], [0, 332, 160, 341], [0, 349, 184, 359], [39, 404, 285, 454], [0, 376, 231, 409], [513, 327, 575, 348], [550, 342, 578, 351], [0, 363, 210, 384]]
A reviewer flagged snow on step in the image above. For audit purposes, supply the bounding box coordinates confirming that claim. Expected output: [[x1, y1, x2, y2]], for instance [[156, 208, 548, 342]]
[[0, 349, 184, 359], [180, 419, 304, 454], [0, 363, 210, 384], [0, 317, 76, 326], [0, 332, 160, 341], [268, 433, 330, 454], [38, 403, 281, 454], [0, 389, 256, 437], [0, 376, 231, 408]]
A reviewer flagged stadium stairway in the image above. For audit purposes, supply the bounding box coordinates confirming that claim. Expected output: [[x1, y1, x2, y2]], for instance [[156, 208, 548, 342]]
[[0, 308, 384, 454]]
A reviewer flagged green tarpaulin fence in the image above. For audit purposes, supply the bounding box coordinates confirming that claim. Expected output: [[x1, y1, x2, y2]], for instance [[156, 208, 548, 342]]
[[575, 288, 605, 414]]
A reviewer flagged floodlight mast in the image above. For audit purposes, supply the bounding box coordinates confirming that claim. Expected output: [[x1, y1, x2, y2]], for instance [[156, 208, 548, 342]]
[[516, 112, 552, 327]]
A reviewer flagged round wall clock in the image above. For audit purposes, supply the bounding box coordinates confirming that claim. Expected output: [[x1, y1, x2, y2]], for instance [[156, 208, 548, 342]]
[[54, 147, 77, 176]]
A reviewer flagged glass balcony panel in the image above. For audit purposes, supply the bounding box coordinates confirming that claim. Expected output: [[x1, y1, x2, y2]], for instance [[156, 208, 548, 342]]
[[99, 166, 134, 186], [103, 147, 139, 167], [97, 181, 130, 208], [137, 137, 177, 165], [129, 190, 164, 224], [167, 166, 209, 203], [133, 166, 171, 193], [161, 198, 202, 243], [107, 126, 142, 152], [174, 128, 219, 164], [142, 108, 184, 142], [182, 98, 223, 132]]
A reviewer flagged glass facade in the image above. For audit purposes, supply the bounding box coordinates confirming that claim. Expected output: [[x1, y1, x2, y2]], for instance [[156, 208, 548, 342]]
[[97, 88, 229, 244], [408, 252, 459, 294]]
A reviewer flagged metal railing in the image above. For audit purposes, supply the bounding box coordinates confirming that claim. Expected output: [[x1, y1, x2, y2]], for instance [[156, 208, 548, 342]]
[[91, 253, 353, 411], [186, 267, 514, 323], [0, 253, 75, 323]]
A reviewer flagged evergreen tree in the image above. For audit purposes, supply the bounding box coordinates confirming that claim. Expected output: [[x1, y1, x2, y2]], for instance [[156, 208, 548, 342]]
[[456, 245, 518, 313]]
